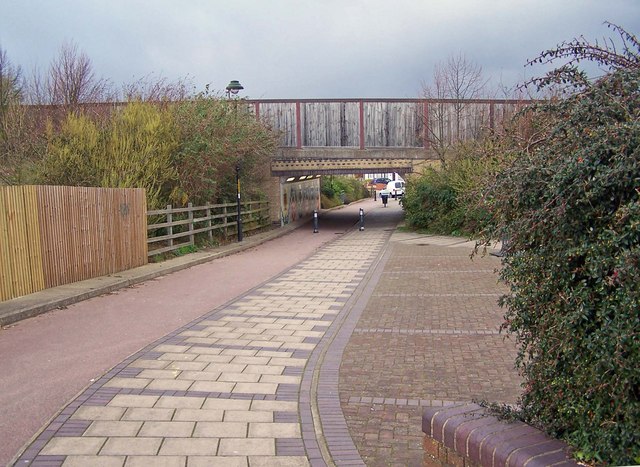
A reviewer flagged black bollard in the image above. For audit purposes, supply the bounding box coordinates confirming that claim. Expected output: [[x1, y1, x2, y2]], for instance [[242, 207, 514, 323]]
[[313, 210, 319, 233], [359, 208, 365, 231]]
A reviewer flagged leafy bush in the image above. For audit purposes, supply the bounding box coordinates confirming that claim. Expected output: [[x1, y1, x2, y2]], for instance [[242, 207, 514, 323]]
[[479, 26, 640, 465], [171, 95, 278, 205], [38, 102, 177, 208], [320, 192, 341, 209], [320, 175, 368, 207], [403, 144, 503, 236], [403, 167, 462, 233], [0, 50, 45, 184], [34, 95, 279, 208]]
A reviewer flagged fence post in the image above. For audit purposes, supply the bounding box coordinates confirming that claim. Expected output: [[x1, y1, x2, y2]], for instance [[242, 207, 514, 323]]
[[188, 202, 194, 246], [223, 205, 228, 240], [236, 166, 243, 243], [263, 201, 269, 227], [206, 206, 213, 243], [166, 204, 173, 249]]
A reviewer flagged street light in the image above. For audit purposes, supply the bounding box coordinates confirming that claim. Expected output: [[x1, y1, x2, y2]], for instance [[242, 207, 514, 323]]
[[226, 80, 244, 98], [226, 80, 244, 242]]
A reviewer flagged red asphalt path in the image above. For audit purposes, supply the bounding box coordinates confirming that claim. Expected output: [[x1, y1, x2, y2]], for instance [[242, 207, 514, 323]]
[[0, 203, 370, 466]]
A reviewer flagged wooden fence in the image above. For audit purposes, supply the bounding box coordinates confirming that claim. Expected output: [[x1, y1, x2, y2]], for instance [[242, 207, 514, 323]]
[[249, 98, 530, 149], [1, 185, 147, 302], [147, 200, 270, 257]]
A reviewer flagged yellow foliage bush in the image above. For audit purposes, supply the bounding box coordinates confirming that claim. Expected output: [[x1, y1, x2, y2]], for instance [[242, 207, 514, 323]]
[[39, 102, 177, 208]]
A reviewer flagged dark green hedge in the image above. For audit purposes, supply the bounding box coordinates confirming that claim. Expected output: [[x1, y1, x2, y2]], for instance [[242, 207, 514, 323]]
[[403, 167, 465, 234], [403, 157, 492, 237], [320, 175, 369, 208], [484, 67, 639, 465]]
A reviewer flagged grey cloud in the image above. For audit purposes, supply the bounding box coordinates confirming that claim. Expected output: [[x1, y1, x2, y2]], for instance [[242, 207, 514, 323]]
[[1, 0, 638, 98]]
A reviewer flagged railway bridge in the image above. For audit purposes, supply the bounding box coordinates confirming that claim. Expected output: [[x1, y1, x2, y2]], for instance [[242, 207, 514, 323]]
[[248, 98, 527, 223], [249, 98, 526, 177], [23, 97, 528, 224]]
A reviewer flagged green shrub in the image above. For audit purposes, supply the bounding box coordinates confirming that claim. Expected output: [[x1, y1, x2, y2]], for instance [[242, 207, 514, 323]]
[[0, 51, 47, 185], [38, 102, 177, 208], [173, 244, 198, 256], [320, 192, 341, 209], [403, 147, 497, 236], [403, 167, 459, 233], [480, 34, 640, 464], [37, 93, 279, 209], [171, 95, 278, 205], [320, 176, 368, 207]]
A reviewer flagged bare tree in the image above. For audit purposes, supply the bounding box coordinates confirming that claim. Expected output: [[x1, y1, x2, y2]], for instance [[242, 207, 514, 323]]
[[0, 47, 46, 185], [41, 41, 114, 106], [422, 53, 488, 164], [1, 46, 24, 180], [526, 22, 639, 91], [0, 47, 23, 115], [122, 73, 194, 103], [25, 65, 48, 105]]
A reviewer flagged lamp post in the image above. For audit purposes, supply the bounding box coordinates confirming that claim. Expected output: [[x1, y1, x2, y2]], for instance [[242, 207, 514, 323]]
[[226, 80, 244, 98], [226, 80, 244, 242]]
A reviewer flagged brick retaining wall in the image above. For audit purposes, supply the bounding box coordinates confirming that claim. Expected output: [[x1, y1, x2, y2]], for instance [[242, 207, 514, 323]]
[[422, 403, 580, 467]]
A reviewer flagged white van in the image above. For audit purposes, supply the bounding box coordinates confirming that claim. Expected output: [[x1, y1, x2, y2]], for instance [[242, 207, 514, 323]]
[[385, 180, 405, 198]]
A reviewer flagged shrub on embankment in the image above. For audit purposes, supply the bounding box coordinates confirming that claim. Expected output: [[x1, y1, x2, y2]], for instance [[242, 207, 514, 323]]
[[321, 175, 369, 208], [477, 25, 640, 465], [170, 94, 277, 206], [27, 96, 277, 208], [402, 145, 500, 236], [38, 102, 178, 209]]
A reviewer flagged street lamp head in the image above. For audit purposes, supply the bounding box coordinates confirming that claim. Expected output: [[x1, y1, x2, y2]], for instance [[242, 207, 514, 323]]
[[226, 80, 244, 95]]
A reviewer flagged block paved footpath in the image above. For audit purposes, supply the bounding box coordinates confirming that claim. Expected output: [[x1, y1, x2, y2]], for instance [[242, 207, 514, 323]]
[[339, 232, 522, 466], [14, 200, 521, 466]]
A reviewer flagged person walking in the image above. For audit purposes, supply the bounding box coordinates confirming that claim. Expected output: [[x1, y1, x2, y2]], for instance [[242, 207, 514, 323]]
[[380, 189, 389, 207]]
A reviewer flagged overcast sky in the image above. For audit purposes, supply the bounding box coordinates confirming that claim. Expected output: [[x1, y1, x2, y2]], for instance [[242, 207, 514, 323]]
[[2, 0, 639, 99]]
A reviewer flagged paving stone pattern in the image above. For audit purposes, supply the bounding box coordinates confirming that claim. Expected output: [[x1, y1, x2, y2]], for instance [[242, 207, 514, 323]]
[[16, 228, 391, 467], [15, 223, 522, 467], [339, 234, 522, 467]]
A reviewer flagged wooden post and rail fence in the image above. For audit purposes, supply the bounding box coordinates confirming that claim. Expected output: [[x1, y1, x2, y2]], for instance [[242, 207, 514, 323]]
[[0, 185, 270, 303], [146, 200, 270, 256]]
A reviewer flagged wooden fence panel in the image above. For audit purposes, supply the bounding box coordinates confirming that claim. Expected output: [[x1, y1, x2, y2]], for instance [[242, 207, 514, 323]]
[[255, 99, 530, 149], [301, 102, 359, 147], [0, 189, 12, 300], [0, 186, 45, 301], [35, 186, 147, 289], [23, 186, 45, 292], [0, 185, 147, 301], [259, 102, 297, 147]]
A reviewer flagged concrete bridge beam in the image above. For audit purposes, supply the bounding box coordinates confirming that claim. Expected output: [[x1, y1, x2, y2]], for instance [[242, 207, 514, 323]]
[[271, 147, 435, 177]]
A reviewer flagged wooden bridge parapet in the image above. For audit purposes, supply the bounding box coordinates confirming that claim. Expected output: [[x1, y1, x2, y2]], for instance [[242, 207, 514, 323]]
[[249, 98, 530, 175], [248, 98, 529, 150]]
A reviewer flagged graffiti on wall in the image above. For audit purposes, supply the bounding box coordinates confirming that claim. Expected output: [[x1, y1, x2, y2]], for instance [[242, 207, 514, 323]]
[[281, 178, 321, 224]]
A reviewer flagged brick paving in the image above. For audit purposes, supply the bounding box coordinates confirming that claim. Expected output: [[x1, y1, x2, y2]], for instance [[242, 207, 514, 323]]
[[14, 207, 522, 466], [338, 233, 522, 467]]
